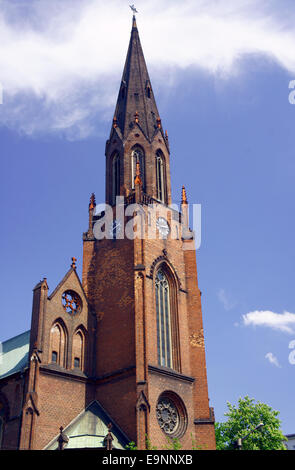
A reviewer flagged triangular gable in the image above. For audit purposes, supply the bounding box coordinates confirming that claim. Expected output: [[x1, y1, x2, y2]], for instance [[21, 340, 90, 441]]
[[44, 401, 130, 450], [48, 267, 88, 307]]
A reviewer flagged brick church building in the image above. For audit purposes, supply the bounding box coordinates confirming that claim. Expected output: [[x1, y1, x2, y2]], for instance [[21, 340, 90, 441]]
[[0, 16, 216, 450]]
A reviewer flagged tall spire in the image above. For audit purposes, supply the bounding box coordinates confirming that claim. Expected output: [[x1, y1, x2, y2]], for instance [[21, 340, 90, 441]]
[[113, 16, 161, 140]]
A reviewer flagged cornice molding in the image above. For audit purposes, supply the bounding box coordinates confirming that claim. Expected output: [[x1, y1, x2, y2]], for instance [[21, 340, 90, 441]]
[[148, 365, 194, 384]]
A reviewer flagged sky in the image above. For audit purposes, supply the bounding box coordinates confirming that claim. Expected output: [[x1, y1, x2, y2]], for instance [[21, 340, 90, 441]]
[[0, 0, 295, 436]]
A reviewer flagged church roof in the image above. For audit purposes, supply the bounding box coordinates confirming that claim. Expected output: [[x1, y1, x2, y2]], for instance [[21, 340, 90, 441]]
[[113, 15, 160, 141], [0, 330, 30, 380], [44, 401, 130, 450]]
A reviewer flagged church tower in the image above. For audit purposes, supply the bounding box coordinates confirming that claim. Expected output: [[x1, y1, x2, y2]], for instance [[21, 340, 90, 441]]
[[82, 16, 216, 450], [0, 14, 215, 452]]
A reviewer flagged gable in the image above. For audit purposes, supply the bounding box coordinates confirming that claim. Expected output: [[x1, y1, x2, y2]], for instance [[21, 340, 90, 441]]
[[48, 267, 88, 307], [44, 401, 129, 450]]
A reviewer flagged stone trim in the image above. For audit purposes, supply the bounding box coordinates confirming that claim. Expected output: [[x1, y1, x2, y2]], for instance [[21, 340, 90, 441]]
[[148, 365, 194, 384]]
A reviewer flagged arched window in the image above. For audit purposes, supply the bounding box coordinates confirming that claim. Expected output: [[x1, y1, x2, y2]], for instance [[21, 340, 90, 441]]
[[156, 151, 165, 203], [156, 269, 173, 368], [72, 330, 85, 370], [131, 147, 145, 189], [112, 153, 120, 204], [50, 322, 67, 368]]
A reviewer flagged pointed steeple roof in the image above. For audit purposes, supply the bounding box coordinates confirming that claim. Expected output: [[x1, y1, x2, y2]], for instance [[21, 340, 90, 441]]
[[113, 16, 161, 141]]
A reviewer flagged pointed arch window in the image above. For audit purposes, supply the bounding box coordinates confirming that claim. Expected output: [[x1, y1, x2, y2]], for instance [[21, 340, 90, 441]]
[[156, 269, 173, 369], [156, 151, 166, 203], [131, 147, 145, 190], [50, 322, 67, 368], [72, 330, 85, 370], [112, 153, 120, 205]]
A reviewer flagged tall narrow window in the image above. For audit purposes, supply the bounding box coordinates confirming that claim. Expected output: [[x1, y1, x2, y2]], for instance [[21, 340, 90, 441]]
[[131, 148, 145, 189], [156, 151, 165, 203], [72, 330, 84, 370], [112, 153, 120, 204], [156, 269, 173, 368], [50, 323, 67, 368]]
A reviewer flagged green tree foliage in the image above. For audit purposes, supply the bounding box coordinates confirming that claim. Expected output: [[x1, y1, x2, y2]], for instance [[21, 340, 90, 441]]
[[215, 396, 286, 450], [125, 441, 138, 450]]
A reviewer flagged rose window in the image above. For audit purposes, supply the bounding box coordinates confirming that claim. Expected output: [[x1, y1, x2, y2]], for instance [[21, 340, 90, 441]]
[[62, 290, 82, 315], [156, 397, 179, 434], [156, 392, 187, 438]]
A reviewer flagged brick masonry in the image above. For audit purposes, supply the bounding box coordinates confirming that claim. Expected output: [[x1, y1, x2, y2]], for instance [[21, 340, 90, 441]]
[[0, 16, 216, 451]]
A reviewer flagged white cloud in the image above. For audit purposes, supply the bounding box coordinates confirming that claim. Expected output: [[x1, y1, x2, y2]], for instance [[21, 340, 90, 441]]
[[243, 310, 295, 334], [0, 0, 295, 137], [265, 352, 281, 368], [217, 288, 236, 311]]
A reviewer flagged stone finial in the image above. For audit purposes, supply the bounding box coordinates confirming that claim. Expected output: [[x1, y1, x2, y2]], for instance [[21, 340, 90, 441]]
[[104, 423, 114, 450], [57, 426, 69, 451], [89, 193, 96, 211], [71, 257, 77, 269], [181, 186, 188, 205], [134, 111, 139, 123]]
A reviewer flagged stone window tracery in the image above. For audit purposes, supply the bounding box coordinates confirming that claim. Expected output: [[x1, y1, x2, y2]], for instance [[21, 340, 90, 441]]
[[62, 291, 82, 315], [156, 392, 187, 438]]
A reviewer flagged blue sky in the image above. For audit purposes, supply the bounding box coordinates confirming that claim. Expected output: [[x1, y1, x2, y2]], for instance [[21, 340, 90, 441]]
[[1, 0, 295, 435]]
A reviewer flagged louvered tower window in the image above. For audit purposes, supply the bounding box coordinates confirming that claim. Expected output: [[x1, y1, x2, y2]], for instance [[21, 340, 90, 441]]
[[156, 151, 165, 203], [131, 147, 145, 189], [112, 153, 120, 204]]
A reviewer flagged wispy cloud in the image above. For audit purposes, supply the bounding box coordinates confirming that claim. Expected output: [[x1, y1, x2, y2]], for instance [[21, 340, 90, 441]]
[[0, 0, 295, 137], [243, 310, 295, 334], [265, 352, 281, 368], [217, 288, 236, 311]]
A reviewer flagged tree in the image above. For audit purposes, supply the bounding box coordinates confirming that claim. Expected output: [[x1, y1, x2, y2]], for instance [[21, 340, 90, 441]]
[[215, 396, 286, 450]]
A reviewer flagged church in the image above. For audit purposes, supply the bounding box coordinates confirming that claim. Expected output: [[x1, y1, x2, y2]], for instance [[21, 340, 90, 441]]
[[0, 15, 216, 450]]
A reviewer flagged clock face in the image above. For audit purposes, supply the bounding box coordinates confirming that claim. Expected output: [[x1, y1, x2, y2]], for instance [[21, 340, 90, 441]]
[[109, 219, 122, 238], [156, 217, 170, 238]]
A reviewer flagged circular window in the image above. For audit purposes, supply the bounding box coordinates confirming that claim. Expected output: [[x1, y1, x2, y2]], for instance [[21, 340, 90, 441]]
[[156, 392, 187, 438], [62, 290, 82, 315]]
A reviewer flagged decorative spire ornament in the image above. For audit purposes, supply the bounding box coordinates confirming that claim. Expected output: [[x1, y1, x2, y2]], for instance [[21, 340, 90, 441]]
[[89, 193, 96, 211], [181, 186, 188, 205]]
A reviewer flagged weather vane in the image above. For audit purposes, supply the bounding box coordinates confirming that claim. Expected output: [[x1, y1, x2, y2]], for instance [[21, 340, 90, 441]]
[[129, 4, 138, 14]]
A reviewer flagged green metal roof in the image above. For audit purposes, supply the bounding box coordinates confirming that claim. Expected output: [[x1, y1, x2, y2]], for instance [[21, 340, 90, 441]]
[[45, 401, 129, 450], [0, 330, 30, 380]]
